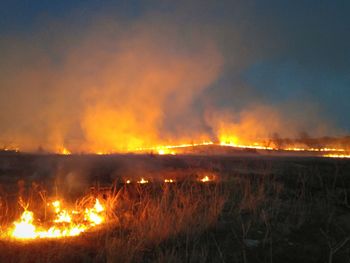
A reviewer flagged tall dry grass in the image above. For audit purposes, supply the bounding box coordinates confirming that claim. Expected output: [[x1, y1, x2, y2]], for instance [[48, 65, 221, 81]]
[[0, 180, 227, 263], [1, 158, 349, 263]]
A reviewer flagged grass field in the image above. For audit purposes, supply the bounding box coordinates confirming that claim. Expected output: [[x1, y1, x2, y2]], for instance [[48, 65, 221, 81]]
[[0, 153, 350, 262]]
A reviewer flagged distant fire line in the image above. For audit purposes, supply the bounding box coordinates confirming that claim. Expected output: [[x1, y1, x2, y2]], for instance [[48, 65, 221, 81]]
[[14, 141, 349, 158]]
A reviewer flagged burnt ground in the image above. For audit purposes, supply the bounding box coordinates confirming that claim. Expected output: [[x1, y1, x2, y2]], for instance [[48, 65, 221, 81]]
[[0, 153, 350, 262]]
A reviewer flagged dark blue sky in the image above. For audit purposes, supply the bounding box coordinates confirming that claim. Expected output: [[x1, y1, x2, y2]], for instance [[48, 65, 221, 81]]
[[0, 0, 349, 137]]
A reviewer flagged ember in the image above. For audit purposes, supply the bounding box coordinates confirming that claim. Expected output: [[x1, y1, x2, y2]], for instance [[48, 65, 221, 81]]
[[137, 178, 149, 184], [164, 179, 175, 183]]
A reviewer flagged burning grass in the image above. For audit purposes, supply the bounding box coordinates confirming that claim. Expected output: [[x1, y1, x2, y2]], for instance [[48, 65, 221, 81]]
[[7, 198, 106, 239], [0, 178, 227, 262], [0, 155, 350, 262]]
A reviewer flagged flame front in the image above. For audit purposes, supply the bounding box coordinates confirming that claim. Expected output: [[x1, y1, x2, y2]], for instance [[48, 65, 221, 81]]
[[7, 198, 105, 240], [323, 154, 350, 159], [132, 138, 348, 158]]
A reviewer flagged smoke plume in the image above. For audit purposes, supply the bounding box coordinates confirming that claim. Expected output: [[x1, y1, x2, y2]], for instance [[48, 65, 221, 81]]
[[0, 5, 343, 153]]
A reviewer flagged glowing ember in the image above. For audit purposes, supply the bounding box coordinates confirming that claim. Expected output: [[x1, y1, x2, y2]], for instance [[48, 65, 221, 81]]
[[137, 178, 149, 184], [200, 176, 210, 182], [164, 179, 175, 183]]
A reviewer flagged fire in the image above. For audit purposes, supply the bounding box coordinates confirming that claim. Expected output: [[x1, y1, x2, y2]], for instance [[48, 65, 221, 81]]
[[219, 135, 239, 146], [164, 179, 175, 183], [51, 201, 72, 223], [1, 147, 20, 153], [133, 138, 348, 157], [219, 141, 274, 150], [323, 154, 350, 159], [5, 198, 106, 240], [157, 148, 176, 155], [286, 147, 346, 152], [85, 199, 105, 225], [200, 176, 211, 182], [12, 211, 36, 239], [137, 178, 149, 184], [29, 133, 349, 157], [58, 147, 71, 155], [5, 134, 349, 159], [198, 174, 216, 183]]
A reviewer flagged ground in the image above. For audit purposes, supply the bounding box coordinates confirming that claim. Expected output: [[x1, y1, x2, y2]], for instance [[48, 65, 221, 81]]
[[0, 153, 349, 262]]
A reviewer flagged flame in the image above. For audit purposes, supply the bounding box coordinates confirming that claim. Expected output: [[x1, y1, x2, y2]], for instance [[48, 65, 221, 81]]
[[157, 148, 176, 155], [137, 178, 149, 184], [323, 154, 350, 159], [6, 198, 106, 240], [46, 142, 348, 156], [219, 135, 239, 146], [198, 174, 217, 183], [164, 179, 175, 183], [5, 133, 349, 158], [131, 138, 348, 157], [1, 147, 20, 152], [58, 147, 71, 155], [27, 133, 349, 156], [12, 211, 37, 239], [85, 199, 105, 225], [199, 176, 211, 182], [50, 200, 72, 223]]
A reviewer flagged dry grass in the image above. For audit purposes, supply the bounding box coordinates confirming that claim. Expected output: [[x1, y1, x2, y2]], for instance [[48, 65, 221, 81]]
[[0, 180, 227, 263], [1, 157, 350, 263]]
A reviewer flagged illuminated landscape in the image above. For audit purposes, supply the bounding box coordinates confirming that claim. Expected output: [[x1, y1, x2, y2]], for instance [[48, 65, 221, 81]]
[[0, 1, 350, 262]]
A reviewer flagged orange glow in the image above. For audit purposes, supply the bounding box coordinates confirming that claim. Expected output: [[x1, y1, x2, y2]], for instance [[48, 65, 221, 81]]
[[199, 176, 211, 183], [219, 141, 274, 150], [157, 148, 176, 155], [10, 133, 349, 157], [131, 139, 347, 157], [198, 173, 216, 183], [164, 179, 175, 183], [49, 140, 349, 158], [137, 178, 149, 184], [12, 211, 37, 239], [1, 147, 20, 152], [323, 154, 350, 159], [57, 147, 71, 155], [219, 134, 239, 146]]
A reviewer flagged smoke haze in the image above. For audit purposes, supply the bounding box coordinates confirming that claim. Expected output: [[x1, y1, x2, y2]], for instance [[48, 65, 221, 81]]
[[0, 2, 348, 152]]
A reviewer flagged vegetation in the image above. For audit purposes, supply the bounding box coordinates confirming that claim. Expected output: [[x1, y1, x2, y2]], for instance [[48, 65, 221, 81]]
[[0, 155, 349, 262]]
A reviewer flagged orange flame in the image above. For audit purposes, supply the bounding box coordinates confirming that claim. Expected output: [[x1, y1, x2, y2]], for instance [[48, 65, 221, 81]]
[[164, 179, 175, 183], [6, 198, 105, 240], [57, 147, 71, 155], [137, 178, 149, 184], [323, 154, 350, 159]]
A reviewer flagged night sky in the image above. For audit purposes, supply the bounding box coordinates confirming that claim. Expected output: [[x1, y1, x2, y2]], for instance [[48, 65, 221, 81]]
[[0, 0, 349, 151]]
